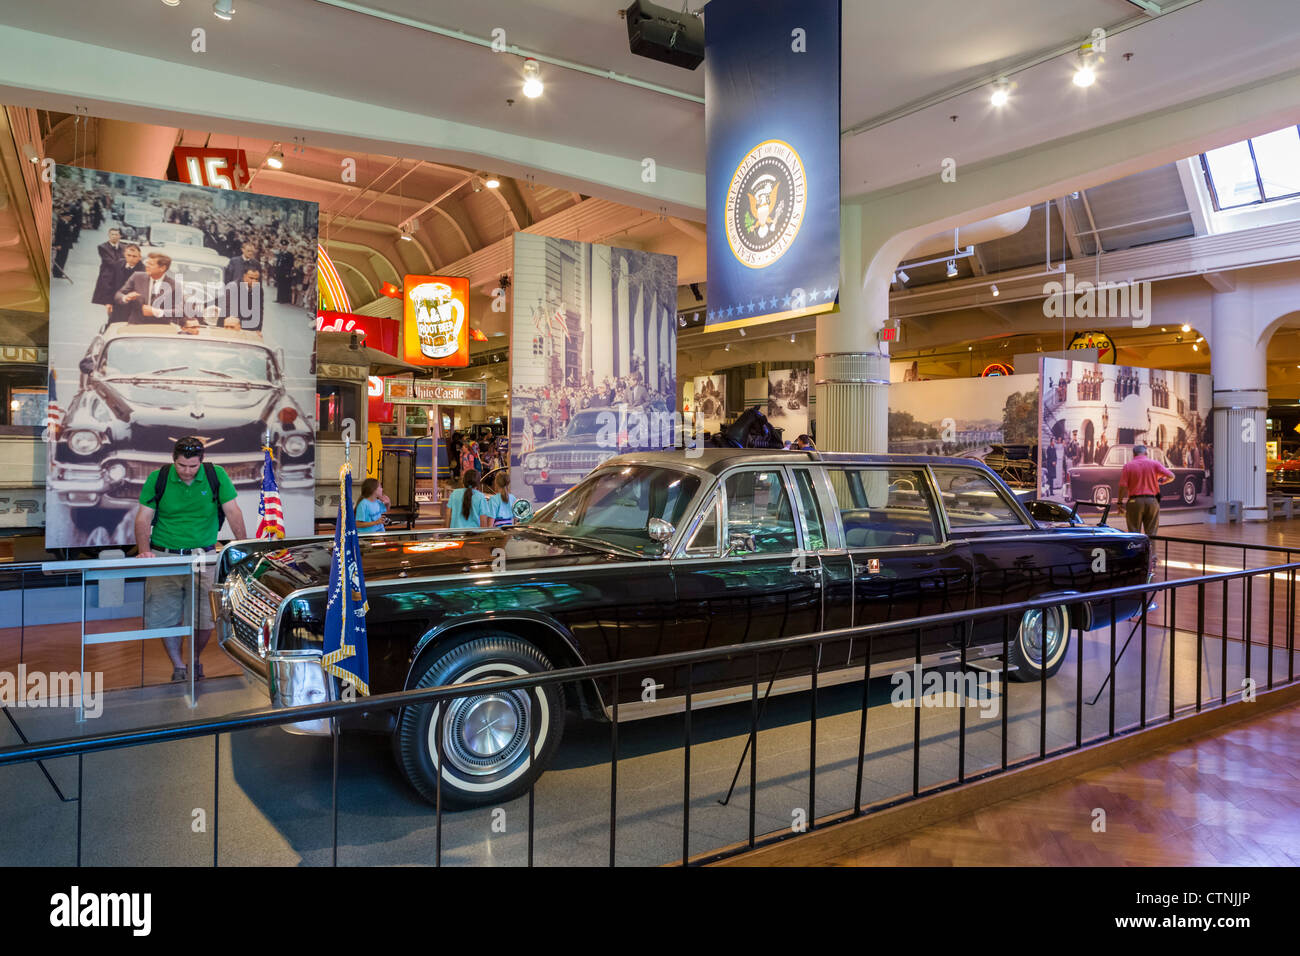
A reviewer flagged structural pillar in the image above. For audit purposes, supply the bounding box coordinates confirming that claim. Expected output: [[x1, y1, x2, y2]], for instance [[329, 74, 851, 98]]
[[1209, 287, 1268, 520], [815, 203, 890, 452]]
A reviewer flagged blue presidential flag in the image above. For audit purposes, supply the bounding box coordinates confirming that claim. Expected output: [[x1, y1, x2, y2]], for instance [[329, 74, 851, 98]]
[[322, 464, 370, 695], [704, 0, 841, 332]]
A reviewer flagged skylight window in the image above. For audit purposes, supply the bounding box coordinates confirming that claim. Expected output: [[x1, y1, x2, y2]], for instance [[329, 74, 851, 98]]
[[1201, 126, 1300, 210]]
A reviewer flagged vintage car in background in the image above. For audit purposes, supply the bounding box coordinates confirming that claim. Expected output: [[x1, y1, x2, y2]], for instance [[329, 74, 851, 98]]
[[1068, 443, 1205, 507], [1274, 453, 1300, 495], [520, 405, 667, 502], [143, 222, 207, 249], [981, 443, 1037, 487], [214, 450, 1153, 809], [49, 324, 314, 532]]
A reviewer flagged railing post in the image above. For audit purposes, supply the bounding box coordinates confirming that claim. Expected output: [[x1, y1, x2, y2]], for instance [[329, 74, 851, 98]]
[[214, 733, 220, 868], [1108, 597, 1116, 738], [609, 674, 618, 867], [331, 719, 339, 867], [1196, 582, 1205, 712], [808, 647, 818, 829], [913, 627, 922, 795], [1268, 569, 1276, 690], [1221, 578, 1229, 705], [1244, 575, 1253, 696], [748, 654, 758, 849], [1139, 594, 1148, 729], [1169, 586, 1178, 719], [853, 631, 872, 817], [1039, 610, 1047, 760], [1000, 614, 1009, 771], [682, 663, 692, 867]]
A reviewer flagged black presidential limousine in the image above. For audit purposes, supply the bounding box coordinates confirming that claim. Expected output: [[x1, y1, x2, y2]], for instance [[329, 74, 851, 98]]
[[212, 450, 1154, 807]]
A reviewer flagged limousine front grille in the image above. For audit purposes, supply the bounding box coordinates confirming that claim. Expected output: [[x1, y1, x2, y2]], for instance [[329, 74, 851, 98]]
[[229, 574, 281, 631]]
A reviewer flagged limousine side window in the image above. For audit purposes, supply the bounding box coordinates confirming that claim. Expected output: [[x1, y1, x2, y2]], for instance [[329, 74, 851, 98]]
[[929, 466, 1027, 529], [825, 467, 940, 548], [792, 469, 827, 550], [685, 495, 719, 555], [724, 470, 797, 554]]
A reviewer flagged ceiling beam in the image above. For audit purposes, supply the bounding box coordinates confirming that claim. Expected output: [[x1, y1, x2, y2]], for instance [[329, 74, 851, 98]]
[[1202, 270, 1236, 292], [397, 174, 473, 232], [1053, 197, 1085, 260]]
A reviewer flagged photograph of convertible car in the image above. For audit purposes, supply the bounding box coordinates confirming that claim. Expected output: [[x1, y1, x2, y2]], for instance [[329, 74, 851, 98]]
[[214, 449, 1152, 809], [45, 165, 319, 546], [1041, 358, 1213, 511]]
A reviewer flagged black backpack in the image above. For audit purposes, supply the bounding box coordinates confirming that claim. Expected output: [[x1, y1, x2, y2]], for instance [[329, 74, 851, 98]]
[[149, 462, 226, 536]]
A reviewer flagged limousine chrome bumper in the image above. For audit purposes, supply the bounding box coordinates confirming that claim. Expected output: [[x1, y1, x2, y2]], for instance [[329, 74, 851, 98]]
[[211, 579, 334, 736]]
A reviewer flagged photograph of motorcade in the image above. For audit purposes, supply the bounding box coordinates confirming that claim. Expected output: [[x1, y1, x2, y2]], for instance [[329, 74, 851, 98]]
[[510, 233, 678, 505], [46, 165, 319, 547], [1042, 357, 1213, 510]]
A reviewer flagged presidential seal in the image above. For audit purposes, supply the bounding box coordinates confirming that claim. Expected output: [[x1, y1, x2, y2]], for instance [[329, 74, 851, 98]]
[[724, 140, 807, 269]]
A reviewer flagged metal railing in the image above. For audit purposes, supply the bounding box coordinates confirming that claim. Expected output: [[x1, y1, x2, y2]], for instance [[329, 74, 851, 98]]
[[1, 560, 1297, 866]]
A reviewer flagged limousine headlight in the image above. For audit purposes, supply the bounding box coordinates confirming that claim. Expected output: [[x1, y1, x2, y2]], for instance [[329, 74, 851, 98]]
[[66, 429, 103, 456]]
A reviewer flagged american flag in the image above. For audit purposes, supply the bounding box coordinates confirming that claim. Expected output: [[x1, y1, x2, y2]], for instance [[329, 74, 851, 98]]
[[256, 447, 286, 539], [43, 371, 62, 440]]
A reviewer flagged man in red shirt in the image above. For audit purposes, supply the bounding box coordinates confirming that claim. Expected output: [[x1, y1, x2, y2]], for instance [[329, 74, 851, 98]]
[[1118, 444, 1175, 535]]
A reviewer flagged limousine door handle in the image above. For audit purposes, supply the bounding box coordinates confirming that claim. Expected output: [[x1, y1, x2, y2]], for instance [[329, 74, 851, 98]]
[[791, 566, 822, 588]]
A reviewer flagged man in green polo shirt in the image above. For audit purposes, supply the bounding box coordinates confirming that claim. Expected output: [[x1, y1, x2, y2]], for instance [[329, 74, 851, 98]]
[[134, 436, 248, 682]]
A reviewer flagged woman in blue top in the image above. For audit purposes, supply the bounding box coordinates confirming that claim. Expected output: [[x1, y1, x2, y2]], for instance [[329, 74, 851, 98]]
[[447, 469, 489, 529], [482, 470, 520, 527], [355, 478, 389, 533]]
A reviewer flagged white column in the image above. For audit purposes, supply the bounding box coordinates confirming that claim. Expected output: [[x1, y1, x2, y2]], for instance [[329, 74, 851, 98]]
[[617, 256, 630, 378], [661, 303, 672, 396], [591, 247, 613, 386], [633, 284, 646, 379], [815, 204, 890, 452], [647, 305, 659, 398], [1210, 288, 1268, 520]]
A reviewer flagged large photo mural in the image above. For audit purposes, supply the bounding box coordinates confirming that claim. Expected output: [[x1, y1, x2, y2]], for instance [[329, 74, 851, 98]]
[[46, 166, 319, 547], [511, 233, 677, 504], [1039, 358, 1213, 510]]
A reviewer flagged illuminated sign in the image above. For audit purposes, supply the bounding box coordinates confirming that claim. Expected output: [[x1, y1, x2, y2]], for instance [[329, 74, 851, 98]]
[[169, 147, 250, 190], [1067, 330, 1116, 364], [982, 362, 1014, 377], [403, 275, 469, 367], [384, 379, 486, 407]]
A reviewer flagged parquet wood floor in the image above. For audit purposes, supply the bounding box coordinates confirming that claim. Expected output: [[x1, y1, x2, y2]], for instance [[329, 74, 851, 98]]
[[821, 702, 1300, 866]]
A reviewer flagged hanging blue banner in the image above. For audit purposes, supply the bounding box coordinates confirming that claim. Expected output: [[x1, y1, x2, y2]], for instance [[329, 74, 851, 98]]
[[704, 0, 841, 332]]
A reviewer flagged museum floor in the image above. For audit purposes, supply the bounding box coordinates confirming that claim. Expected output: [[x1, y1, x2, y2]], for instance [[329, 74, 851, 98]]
[[0, 519, 1297, 866]]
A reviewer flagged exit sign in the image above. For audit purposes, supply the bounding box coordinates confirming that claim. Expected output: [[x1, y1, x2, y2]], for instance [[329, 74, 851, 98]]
[[879, 326, 898, 342]]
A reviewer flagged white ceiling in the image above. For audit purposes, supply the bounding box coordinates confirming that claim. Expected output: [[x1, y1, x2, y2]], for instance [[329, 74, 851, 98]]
[[3, 0, 1300, 212]]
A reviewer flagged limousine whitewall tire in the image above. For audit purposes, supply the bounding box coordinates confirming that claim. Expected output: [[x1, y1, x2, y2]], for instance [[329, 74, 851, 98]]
[[394, 635, 565, 809], [1181, 477, 1198, 506], [1007, 605, 1070, 680]]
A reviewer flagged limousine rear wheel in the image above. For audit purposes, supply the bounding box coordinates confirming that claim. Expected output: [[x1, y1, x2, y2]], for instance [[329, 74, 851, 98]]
[[1008, 605, 1070, 681], [1181, 477, 1198, 506], [394, 635, 565, 809]]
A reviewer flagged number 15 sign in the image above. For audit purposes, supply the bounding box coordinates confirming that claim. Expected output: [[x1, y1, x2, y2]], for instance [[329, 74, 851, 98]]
[[169, 147, 250, 190]]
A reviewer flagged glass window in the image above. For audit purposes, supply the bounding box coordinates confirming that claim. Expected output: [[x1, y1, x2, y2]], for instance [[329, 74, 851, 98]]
[[723, 470, 797, 554], [930, 467, 1026, 529], [826, 467, 939, 548], [792, 469, 827, 550], [1202, 126, 1300, 210], [530, 465, 701, 557], [685, 496, 718, 554]]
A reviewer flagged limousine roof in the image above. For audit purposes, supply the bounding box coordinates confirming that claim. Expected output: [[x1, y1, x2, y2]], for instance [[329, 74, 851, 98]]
[[606, 448, 1000, 477]]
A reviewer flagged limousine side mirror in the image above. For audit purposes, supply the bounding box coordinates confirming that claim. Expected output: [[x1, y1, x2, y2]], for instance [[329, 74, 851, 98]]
[[647, 517, 675, 543], [1027, 499, 1083, 526], [727, 530, 757, 555]]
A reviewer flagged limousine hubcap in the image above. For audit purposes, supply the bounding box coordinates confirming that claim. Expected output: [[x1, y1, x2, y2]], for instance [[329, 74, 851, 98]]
[[1020, 608, 1063, 665], [442, 692, 530, 775]]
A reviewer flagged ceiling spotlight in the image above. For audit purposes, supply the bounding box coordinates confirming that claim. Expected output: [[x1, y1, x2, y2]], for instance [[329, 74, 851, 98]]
[[678, 315, 686, 328], [21, 142, 39, 164], [484, 176, 500, 189], [1072, 49, 1097, 88], [739, 328, 746, 337], [895, 269, 909, 285], [522, 58, 544, 98], [1192, 343, 1199, 352], [946, 259, 958, 278], [213, 0, 234, 20], [161, 0, 180, 5], [990, 77, 1012, 107], [1181, 323, 1191, 333], [990, 283, 999, 297], [1195, 336, 1205, 343], [790, 333, 797, 344], [724, 343, 730, 351], [266, 148, 284, 170]]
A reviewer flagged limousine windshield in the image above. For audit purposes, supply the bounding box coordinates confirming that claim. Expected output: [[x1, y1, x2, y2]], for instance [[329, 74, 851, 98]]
[[529, 465, 702, 556]]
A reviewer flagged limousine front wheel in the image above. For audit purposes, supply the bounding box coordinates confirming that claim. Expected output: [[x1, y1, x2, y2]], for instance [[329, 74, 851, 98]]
[[1008, 606, 1070, 681], [395, 635, 565, 809]]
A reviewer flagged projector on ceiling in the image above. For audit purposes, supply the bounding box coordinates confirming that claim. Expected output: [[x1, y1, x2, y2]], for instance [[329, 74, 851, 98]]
[[624, 0, 704, 70]]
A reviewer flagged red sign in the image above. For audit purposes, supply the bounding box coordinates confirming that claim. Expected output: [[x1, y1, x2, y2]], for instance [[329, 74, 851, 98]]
[[170, 147, 251, 190], [316, 311, 401, 422], [403, 276, 470, 367]]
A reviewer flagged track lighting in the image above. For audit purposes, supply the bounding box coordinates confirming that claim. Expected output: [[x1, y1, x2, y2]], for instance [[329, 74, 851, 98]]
[[895, 269, 909, 285], [266, 148, 284, 170], [946, 259, 958, 278], [790, 333, 796, 343], [990, 284, 999, 297], [1073, 49, 1098, 88], [484, 176, 500, 189], [990, 77, 1011, 107], [739, 328, 746, 337], [161, 0, 180, 5], [522, 59, 544, 98], [724, 343, 730, 351], [213, 0, 234, 20]]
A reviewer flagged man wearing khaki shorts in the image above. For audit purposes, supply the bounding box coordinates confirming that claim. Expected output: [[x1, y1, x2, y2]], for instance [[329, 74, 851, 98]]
[[134, 437, 247, 682]]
